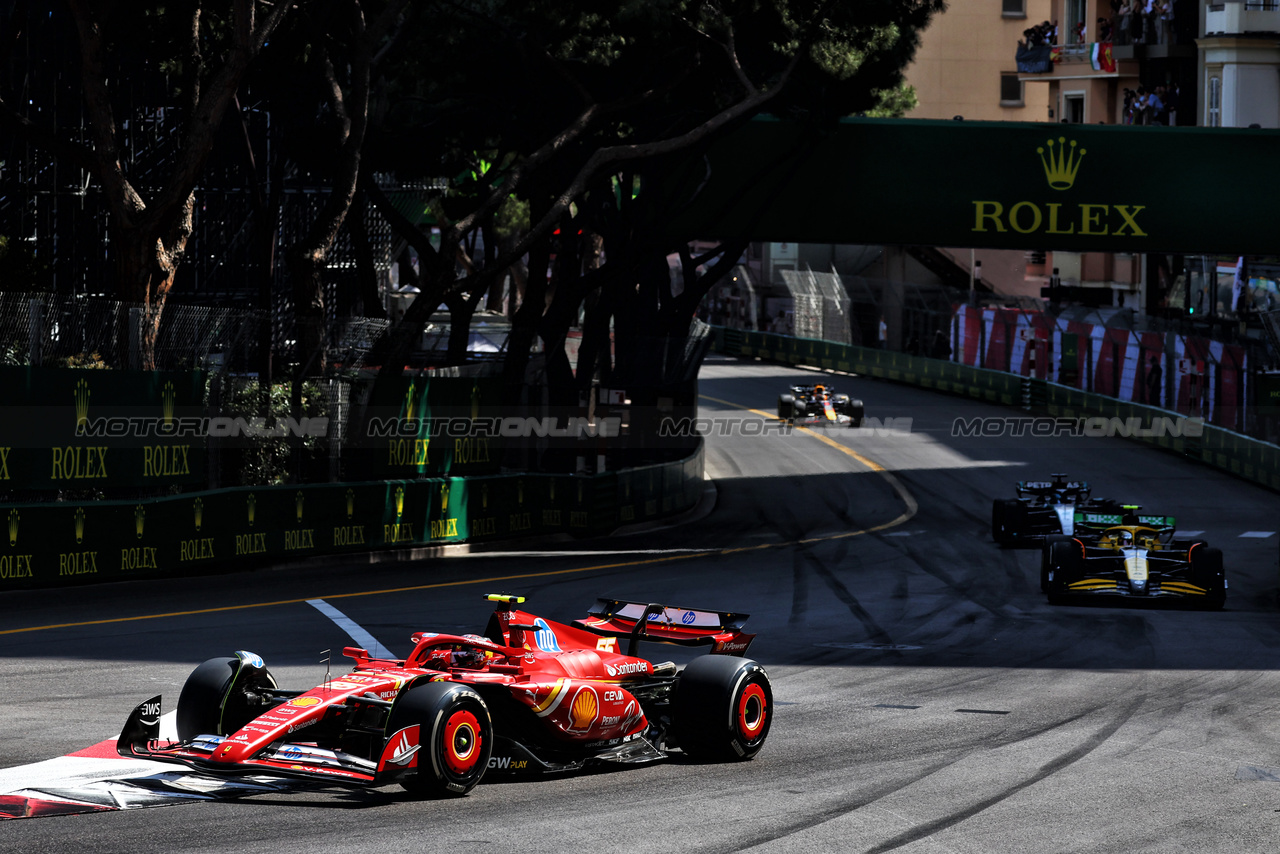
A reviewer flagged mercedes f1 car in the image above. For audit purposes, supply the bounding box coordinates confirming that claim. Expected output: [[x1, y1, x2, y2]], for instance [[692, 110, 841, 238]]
[[991, 473, 1125, 545], [777, 383, 863, 427], [117, 594, 772, 797], [1040, 508, 1226, 609]]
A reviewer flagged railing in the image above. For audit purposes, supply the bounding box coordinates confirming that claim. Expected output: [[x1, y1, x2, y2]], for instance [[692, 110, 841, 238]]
[[1205, 2, 1280, 34]]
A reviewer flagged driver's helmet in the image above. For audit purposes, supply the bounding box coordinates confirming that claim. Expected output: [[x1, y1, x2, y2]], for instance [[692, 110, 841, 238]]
[[813, 384, 825, 397], [1116, 530, 1134, 547], [451, 647, 489, 669]]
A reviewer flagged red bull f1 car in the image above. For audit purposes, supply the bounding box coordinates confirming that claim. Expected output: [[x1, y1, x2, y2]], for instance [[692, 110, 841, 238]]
[[991, 473, 1125, 545], [777, 383, 863, 427], [117, 594, 772, 797], [1040, 508, 1226, 609]]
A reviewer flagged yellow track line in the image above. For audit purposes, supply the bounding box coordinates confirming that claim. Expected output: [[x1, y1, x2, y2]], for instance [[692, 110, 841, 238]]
[[1, 394, 917, 637]]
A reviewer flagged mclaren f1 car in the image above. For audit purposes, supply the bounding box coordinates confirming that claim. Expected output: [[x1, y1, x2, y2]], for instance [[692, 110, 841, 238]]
[[1040, 508, 1226, 609], [991, 473, 1125, 545], [117, 594, 772, 797], [777, 383, 863, 427]]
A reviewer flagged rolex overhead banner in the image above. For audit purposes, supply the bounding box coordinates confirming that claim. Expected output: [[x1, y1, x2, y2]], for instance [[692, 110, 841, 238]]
[[659, 117, 1280, 255], [0, 366, 207, 490]]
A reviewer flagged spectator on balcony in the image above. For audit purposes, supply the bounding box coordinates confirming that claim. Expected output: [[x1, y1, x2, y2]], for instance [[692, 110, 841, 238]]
[[1122, 88, 1136, 124], [1116, 2, 1133, 45], [1159, 0, 1174, 45], [1072, 20, 1086, 44], [1098, 17, 1113, 43], [1141, 0, 1158, 45]]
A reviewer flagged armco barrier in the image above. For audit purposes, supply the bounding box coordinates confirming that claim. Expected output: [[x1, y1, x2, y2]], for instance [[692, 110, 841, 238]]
[[713, 327, 1280, 495], [0, 441, 704, 590]]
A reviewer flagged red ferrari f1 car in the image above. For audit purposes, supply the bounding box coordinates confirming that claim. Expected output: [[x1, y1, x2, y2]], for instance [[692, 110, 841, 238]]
[[118, 594, 772, 797]]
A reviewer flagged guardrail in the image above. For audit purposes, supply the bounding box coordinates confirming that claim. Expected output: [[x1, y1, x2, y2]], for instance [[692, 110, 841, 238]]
[[712, 327, 1280, 494], [0, 441, 705, 590]]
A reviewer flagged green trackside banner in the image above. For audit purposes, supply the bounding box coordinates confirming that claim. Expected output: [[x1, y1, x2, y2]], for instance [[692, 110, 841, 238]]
[[0, 366, 207, 490], [359, 375, 505, 478], [659, 117, 1280, 254], [0, 449, 705, 589]]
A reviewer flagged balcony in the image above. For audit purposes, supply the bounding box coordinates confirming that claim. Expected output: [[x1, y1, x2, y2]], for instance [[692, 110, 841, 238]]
[[1205, 2, 1280, 36], [1016, 42, 1122, 77]]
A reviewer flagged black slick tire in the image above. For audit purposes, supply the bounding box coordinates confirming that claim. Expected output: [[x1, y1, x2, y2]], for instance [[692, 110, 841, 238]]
[[390, 681, 493, 798], [673, 656, 772, 762], [176, 656, 277, 740]]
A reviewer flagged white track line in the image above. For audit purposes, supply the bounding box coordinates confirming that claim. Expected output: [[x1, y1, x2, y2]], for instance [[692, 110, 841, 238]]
[[1239, 531, 1276, 538], [307, 599, 397, 660]]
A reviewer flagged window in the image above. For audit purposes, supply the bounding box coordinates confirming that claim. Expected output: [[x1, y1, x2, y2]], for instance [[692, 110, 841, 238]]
[[1207, 76, 1222, 127], [1000, 74, 1024, 106], [1002, 0, 1026, 16], [1063, 92, 1085, 123]]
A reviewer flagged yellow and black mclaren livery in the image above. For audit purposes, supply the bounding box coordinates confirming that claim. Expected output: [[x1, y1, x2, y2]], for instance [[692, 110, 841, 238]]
[[1040, 508, 1226, 609]]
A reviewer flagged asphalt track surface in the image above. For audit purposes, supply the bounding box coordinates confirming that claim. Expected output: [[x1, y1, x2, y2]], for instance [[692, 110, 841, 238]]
[[4, 354, 1280, 853]]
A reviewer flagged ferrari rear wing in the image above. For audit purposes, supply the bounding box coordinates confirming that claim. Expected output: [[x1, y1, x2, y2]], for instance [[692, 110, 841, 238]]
[[573, 597, 756, 657]]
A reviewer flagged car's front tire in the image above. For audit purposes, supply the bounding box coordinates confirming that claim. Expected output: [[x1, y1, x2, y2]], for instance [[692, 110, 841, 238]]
[[1043, 536, 1082, 605], [673, 656, 772, 762], [176, 655, 277, 740], [778, 394, 795, 422], [390, 681, 492, 797], [1189, 545, 1226, 611]]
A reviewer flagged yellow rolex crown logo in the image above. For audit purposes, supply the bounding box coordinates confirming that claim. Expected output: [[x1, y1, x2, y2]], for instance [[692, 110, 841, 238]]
[[135, 504, 145, 539], [346, 488, 355, 519], [162, 381, 175, 427], [74, 507, 85, 544], [296, 491, 305, 522], [1038, 136, 1086, 191], [403, 384, 417, 420], [517, 480, 524, 505], [394, 486, 405, 520], [482, 484, 489, 510], [193, 497, 203, 531], [8, 509, 18, 546], [74, 379, 90, 431], [247, 493, 256, 526], [440, 483, 449, 512]]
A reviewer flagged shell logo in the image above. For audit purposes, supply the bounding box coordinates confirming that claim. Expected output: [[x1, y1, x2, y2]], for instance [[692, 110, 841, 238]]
[[288, 696, 322, 708], [567, 687, 599, 733]]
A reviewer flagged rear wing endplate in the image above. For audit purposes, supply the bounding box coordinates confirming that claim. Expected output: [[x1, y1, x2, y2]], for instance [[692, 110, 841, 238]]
[[573, 597, 756, 657]]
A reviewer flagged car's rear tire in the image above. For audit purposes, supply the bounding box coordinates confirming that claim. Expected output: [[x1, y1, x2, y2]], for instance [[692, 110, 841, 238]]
[[391, 682, 492, 798], [176, 656, 277, 740], [992, 499, 1025, 545], [673, 656, 772, 762], [848, 400, 864, 428], [1190, 545, 1226, 611]]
